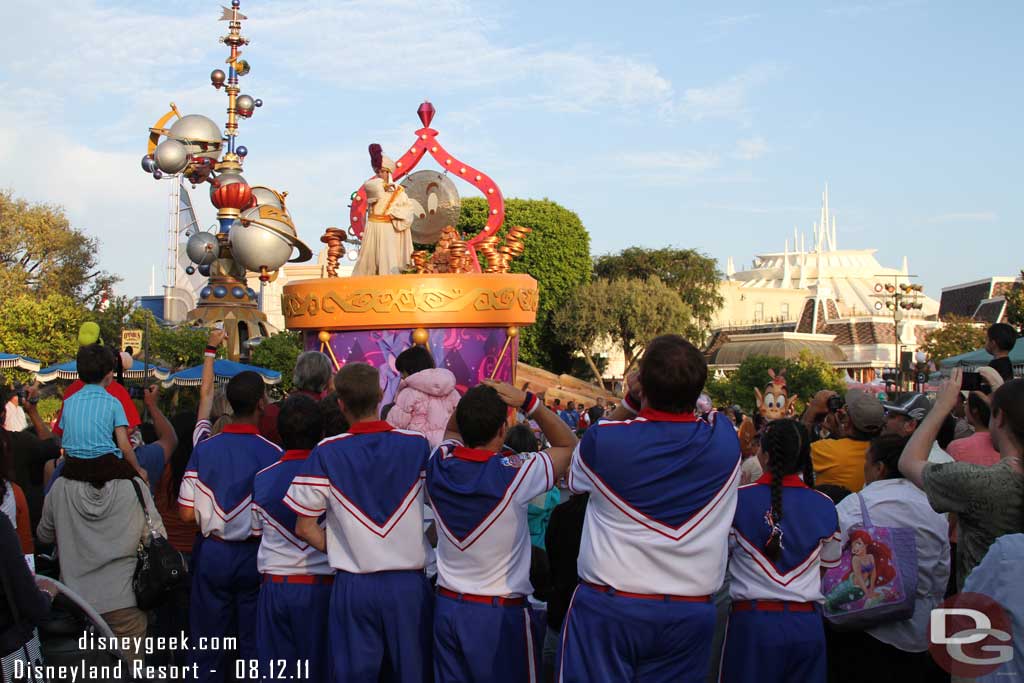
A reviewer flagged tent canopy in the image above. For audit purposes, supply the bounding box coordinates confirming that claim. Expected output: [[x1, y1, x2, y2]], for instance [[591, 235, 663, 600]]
[[162, 359, 281, 387], [37, 360, 170, 384], [939, 337, 1024, 369]]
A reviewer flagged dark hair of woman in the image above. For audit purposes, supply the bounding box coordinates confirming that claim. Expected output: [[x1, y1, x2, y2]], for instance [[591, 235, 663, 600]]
[[167, 411, 198, 506], [867, 433, 910, 480], [0, 428, 9, 507], [758, 419, 814, 561], [395, 346, 435, 377], [967, 391, 991, 428], [989, 379, 1024, 530], [504, 424, 540, 454]]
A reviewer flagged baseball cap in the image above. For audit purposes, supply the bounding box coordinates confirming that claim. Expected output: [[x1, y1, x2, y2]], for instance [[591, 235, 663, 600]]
[[844, 390, 885, 434], [883, 393, 933, 422]]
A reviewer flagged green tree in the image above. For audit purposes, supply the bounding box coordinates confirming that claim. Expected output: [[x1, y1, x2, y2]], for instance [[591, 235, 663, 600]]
[[1005, 271, 1024, 335], [554, 277, 696, 382], [920, 315, 987, 364], [606, 277, 696, 374], [251, 332, 302, 392], [0, 294, 89, 364], [594, 247, 723, 337], [705, 351, 846, 414], [92, 295, 138, 349], [152, 324, 209, 369], [552, 278, 613, 388], [108, 307, 208, 370], [457, 197, 592, 371], [0, 189, 118, 305]]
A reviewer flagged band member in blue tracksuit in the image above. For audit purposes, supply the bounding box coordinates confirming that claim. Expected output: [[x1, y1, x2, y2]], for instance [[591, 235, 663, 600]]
[[427, 381, 577, 683], [558, 335, 741, 683], [252, 394, 331, 682], [178, 371, 282, 683], [287, 362, 433, 683], [719, 418, 841, 683]]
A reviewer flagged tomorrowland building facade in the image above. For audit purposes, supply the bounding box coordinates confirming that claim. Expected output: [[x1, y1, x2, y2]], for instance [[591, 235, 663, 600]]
[[706, 187, 942, 381]]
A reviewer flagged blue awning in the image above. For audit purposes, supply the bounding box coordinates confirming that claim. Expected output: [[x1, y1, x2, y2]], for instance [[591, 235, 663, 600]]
[[161, 359, 281, 387], [939, 337, 1024, 369], [0, 354, 42, 373], [37, 360, 170, 384]]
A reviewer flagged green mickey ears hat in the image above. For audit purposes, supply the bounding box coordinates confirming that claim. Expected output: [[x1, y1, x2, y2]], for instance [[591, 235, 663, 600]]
[[78, 321, 102, 346]]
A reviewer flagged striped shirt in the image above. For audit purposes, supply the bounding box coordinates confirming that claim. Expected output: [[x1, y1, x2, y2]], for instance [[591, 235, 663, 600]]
[[58, 384, 128, 459]]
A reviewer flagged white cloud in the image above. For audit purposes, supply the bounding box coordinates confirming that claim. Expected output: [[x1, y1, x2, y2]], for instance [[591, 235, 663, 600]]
[[824, 0, 924, 17], [0, 0, 779, 296], [924, 211, 998, 224], [734, 136, 770, 160], [706, 13, 761, 27], [251, 2, 677, 114], [676, 64, 781, 123], [692, 203, 816, 214], [0, 109, 174, 292], [619, 150, 720, 173]]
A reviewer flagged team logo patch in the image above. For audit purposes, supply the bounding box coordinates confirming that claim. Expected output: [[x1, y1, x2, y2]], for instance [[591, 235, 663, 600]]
[[500, 453, 531, 469]]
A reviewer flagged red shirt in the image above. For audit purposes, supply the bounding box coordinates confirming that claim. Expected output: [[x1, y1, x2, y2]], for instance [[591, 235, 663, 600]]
[[51, 380, 141, 436], [259, 390, 325, 446]]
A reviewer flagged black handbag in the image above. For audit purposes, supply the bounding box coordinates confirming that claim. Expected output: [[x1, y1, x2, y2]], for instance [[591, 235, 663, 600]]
[[129, 480, 187, 610]]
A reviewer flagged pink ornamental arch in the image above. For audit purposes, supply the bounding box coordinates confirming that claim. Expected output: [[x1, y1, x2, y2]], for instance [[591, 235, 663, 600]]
[[348, 101, 505, 260]]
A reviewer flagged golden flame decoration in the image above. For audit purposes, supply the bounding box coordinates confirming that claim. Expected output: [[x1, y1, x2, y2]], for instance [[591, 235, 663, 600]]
[[412, 225, 531, 274], [320, 227, 347, 278]]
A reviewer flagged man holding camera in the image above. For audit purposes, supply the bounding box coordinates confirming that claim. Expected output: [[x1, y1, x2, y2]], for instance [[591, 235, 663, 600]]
[[804, 390, 885, 492]]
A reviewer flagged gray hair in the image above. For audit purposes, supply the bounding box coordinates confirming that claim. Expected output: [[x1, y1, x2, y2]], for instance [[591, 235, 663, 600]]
[[292, 351, 333, 393]]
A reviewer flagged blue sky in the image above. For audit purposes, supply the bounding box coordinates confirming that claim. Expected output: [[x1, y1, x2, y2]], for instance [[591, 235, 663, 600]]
[[1, 0, 1021, 299]]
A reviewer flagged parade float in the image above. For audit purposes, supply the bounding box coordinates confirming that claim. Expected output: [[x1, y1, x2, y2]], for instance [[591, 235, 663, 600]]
[[142, 1, 538, 399], [281, 101, 539, 404], [141, 0, 312, 360]]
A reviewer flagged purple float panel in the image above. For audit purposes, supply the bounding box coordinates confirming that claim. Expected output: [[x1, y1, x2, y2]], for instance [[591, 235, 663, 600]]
[[306, 327, 518, 408]]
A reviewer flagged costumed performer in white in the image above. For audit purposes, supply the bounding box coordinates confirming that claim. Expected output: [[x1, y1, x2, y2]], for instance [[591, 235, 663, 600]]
[[353, 144, 422, 276]]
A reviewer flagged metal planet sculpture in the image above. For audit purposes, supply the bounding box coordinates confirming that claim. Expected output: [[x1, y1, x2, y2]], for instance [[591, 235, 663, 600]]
[[142, 0, 311, 359], [185, 232, 220, 267], [231, 199, 311, 280], [154, 139, 190, 175], [167, 114, 223, 162]]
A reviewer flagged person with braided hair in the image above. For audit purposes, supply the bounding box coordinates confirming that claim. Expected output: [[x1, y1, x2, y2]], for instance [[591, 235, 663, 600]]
[[719, 418, 841, 683]]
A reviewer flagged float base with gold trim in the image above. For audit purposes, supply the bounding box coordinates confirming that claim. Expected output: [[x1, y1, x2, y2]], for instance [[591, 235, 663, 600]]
[[282, 273, 538, 404]]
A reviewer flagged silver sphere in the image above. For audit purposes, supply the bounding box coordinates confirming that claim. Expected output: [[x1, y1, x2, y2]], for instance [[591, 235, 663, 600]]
[[168, 114, 223, 161], [186, 231, 220, 267], [154, 139, 189, 174], [236, 95, 255, 115], [254, 99, 263, 108], [210, 170, 247, 201], [185, 265, 196, 275], [210, 69, 226, 88], [230, 208, 296, 273], [250, 186, 285, 209], [141, 155, 156, 173], [153, 169, 164, 180]]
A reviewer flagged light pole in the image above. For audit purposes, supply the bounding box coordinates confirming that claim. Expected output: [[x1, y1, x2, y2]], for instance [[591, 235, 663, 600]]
[[873, 275, 924, 394]]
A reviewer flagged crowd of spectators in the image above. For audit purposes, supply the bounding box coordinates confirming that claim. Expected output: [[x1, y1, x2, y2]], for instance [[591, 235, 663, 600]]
[[0, 321, 1019, 682]]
